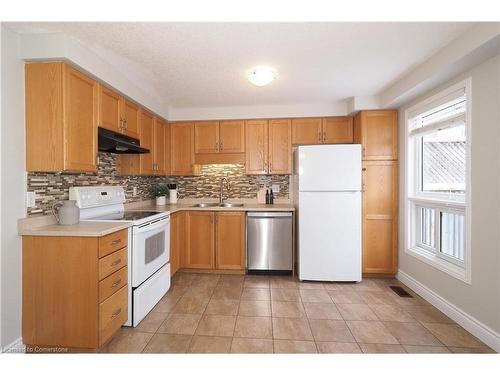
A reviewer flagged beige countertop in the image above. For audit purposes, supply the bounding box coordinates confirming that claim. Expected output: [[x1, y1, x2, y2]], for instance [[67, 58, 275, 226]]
[[18, 200, 295, 237]]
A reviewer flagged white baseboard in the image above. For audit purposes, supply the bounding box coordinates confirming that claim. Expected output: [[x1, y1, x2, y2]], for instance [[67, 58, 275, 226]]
[[2, 337, 25, 353], [397, 270, 500, 353]]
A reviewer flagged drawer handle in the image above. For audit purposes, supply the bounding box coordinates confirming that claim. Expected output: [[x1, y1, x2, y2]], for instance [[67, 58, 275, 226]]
[[111, 308, 122, 319], [111, 239, 122, 246], [111, 259, 122, 267], [111, 279, 122, 288]]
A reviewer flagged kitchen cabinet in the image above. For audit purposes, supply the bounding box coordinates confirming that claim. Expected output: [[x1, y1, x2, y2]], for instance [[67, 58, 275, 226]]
[[170, 211, 186, 276], [194, 121, 219, 154], [185, 211, 215, 269], [354, 110, 398, 160], [219, 120, 245, 153], [170, 122, 196, 176], [153, 117, 167, 174], [139, 110, 155, 175], [245, 119, 291, 175], [292, 117, 353, 144], [362, 160, 398, 275], [22, 229, 128, 352], [216, 212, 246, 270], [121, 99, 141, 139], [194, 120, 245, 164], [164, 121, 171, 176], [26, 62, 98, 173]]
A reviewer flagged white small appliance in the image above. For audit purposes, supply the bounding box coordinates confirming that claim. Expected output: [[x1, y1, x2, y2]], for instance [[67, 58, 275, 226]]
[[69, 186, 171, 326], [295, 144, 362, 282]]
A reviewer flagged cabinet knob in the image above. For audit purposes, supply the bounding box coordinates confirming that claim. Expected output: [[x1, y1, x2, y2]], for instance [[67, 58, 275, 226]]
[[220, 142, 223, 150]]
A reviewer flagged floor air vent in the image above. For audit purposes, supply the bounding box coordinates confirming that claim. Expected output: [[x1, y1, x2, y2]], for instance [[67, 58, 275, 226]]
[[389, 286, 413, 298]]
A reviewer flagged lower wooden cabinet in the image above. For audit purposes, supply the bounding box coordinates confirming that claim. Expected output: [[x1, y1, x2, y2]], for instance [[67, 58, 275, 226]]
[[180, 211, 246, 272], [22, 229, 129, 351], [362, 161, 398, 275], [170, 211, 186, 276]]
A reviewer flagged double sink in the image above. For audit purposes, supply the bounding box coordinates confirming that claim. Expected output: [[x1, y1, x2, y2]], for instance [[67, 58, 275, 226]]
[[192, 202, 245, 208]]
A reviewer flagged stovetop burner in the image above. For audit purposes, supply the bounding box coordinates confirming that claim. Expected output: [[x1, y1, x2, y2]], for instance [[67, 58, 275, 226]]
[[92, 210, 162, 221]]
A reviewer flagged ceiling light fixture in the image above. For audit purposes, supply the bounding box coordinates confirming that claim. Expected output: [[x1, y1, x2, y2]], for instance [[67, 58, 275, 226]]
[[248, 66, 276, 87]]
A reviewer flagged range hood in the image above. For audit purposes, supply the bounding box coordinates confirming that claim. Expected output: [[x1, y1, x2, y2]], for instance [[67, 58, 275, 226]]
[[98, 127, 150, 154]]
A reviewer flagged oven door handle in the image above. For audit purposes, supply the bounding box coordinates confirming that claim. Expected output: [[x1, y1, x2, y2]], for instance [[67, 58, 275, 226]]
[[134, 217, 169, 234]]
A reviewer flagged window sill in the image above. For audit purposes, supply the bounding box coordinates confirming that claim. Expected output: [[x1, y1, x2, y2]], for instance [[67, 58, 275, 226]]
[[406, 246, 471, 284]]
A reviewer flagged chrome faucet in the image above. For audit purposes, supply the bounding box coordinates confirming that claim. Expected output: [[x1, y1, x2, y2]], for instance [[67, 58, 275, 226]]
[[219, 177, 231, 204]]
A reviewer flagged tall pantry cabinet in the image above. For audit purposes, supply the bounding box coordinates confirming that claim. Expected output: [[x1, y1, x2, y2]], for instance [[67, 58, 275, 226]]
[[354, 110, 398, 276]]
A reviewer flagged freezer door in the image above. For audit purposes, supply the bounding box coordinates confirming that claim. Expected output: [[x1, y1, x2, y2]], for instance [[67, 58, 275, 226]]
[[298, 145, 362, 191], [298, 191, 361, 282]]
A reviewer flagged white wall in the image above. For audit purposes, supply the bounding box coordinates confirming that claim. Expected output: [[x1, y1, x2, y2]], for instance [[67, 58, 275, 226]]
[[398, 55, 500, 336], [0, 25, 25, 350]]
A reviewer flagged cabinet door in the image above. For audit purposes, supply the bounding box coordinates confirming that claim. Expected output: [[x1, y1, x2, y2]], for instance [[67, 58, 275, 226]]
[[170, 212, 180, 276], [121, 99, 140, 139], [219, 120, 245, 153], [171, 122, 195, 176], [359, 111, 398, 160], [98, 84, 122, 133], [215, 212, 245, 270], [194, 121, 219, 154], [245, 120, 268, 175], [164, 122, 171, 176], [153, 118, 166, 175], [292, 118, 322, 144], [322, 117, 353, 144], [186, 212, 215, 269], [63, 65, 98, 172], [362, 161, 398, 275], [139, 111, 155, 175], [269, 119, 292, 174]]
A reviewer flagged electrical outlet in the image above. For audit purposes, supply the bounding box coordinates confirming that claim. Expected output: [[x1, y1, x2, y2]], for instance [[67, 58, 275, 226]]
[[26, 192, 36, 208], [133, 187, 138, 196], [272, 184, 280, 193]]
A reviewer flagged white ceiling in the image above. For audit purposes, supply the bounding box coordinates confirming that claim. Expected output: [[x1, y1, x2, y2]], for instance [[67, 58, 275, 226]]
[[7, 22, 473, 109]]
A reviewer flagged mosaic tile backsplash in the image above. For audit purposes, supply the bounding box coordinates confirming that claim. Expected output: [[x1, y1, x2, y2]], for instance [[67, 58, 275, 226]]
[[27, 152, 290, 215]]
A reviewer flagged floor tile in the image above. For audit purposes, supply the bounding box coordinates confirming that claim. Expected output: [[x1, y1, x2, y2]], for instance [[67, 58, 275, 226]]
[[103, 329, 153, 353], [323, 283, 355, 291], [422, 323, 487, 348], [359, 291, 397, 305], [358, 343, 406, 353], [195, 314, 236, 337], [383, 322, 444, 346], [370, 304, 416, 322], [270, 277, 298, 289], [184, 285, 216, 297], [448, 346, 496, 354], [231, 338, 274, 353], [316, 342, 361, 353], [238, 300, 271, 317], [234, 316, 273, 338], [337, 304, 379, 321], [243, 278, 270, 289], [272, 318, 314, 341], [212, 286, 243, 300], [270, 288, 301, 302], [218, 275, 244, 287], [328, 290, 364, 304], [171, 273, 196, 286], [134, 312, 168, 333], [171, 294, 210, 314], [143, 333, 192, 353], [189, 335, 232, 353], [157, 313, 202, 335], [205, 299, 239, 315], [299, 289, 332, 303], [351, 279, 383, 292], [191, 274, 220, 288], [303, 302, 342, 320], [151, 296, 181, 313], [241, 288, 271, 301], [271, 301, 305, 318], [403, 345, 451, 353], [273, 340, 317, 353], [346, 321, 398, 344], [403, 305, 455, 324], [308, 319, 356, 342], [297, 281, 325, 290]]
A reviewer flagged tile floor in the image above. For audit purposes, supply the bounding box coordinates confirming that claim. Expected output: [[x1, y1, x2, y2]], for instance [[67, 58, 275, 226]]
[[102, 273, 496, 354]]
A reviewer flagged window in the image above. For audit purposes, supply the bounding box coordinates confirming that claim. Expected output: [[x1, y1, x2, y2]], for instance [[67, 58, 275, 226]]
[[405, 79, 471, 283]]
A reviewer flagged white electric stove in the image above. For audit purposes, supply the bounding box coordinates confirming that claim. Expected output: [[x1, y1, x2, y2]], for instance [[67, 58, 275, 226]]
[[69, 186, 171, 327]]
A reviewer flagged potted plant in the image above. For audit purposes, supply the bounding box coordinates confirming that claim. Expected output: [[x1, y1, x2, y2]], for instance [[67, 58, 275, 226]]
[[151, 184, 169, 206]]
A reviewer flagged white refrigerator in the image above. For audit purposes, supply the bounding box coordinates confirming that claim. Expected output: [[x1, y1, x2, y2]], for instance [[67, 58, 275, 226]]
[[296, 144, 362, 282]]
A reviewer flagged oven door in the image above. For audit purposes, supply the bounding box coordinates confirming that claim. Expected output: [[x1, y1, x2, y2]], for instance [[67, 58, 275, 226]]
[[132, 215, 170, 287]]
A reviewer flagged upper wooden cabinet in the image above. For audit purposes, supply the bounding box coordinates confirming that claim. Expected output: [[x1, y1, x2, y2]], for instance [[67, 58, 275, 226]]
[[170, 122, 196, 176], [245, 120, 268, 175], [219, 120, 245, 153], [194, 121, 219, 154], [153, 117, 167, 175], [354, 110, 398, 160], [139, 111, 155, 175], [194, 120, 245, 154], [121, 100, 140, 139], [163, 121, 171, 176], [26, 62, 98, 173], [268, 119, 292, 174], [98, 85, 140, 139], [292, 117, 353, 145]]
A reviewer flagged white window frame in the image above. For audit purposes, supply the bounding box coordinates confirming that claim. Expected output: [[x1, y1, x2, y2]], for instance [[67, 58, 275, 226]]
[[404, 78, 472, 284]]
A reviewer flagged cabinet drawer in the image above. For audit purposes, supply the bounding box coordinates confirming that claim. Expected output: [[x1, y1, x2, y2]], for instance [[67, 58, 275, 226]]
[[99, 229, 128, 258], [99, 285, 127, 345], [99, 266, 128, 303], [99, 248, 127, 280]]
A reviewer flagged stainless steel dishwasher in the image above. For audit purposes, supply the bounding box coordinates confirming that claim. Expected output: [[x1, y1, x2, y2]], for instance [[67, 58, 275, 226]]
[[247, 212, 293, 273]]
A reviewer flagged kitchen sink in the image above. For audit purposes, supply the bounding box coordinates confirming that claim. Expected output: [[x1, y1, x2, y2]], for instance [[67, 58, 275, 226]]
[[191, 202, 244, 208], [191, 203, 219, 208], [218, 202, 244, 208]]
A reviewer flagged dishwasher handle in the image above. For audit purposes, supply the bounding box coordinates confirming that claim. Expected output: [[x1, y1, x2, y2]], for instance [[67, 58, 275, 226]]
[[247, 212, 293, 218]]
